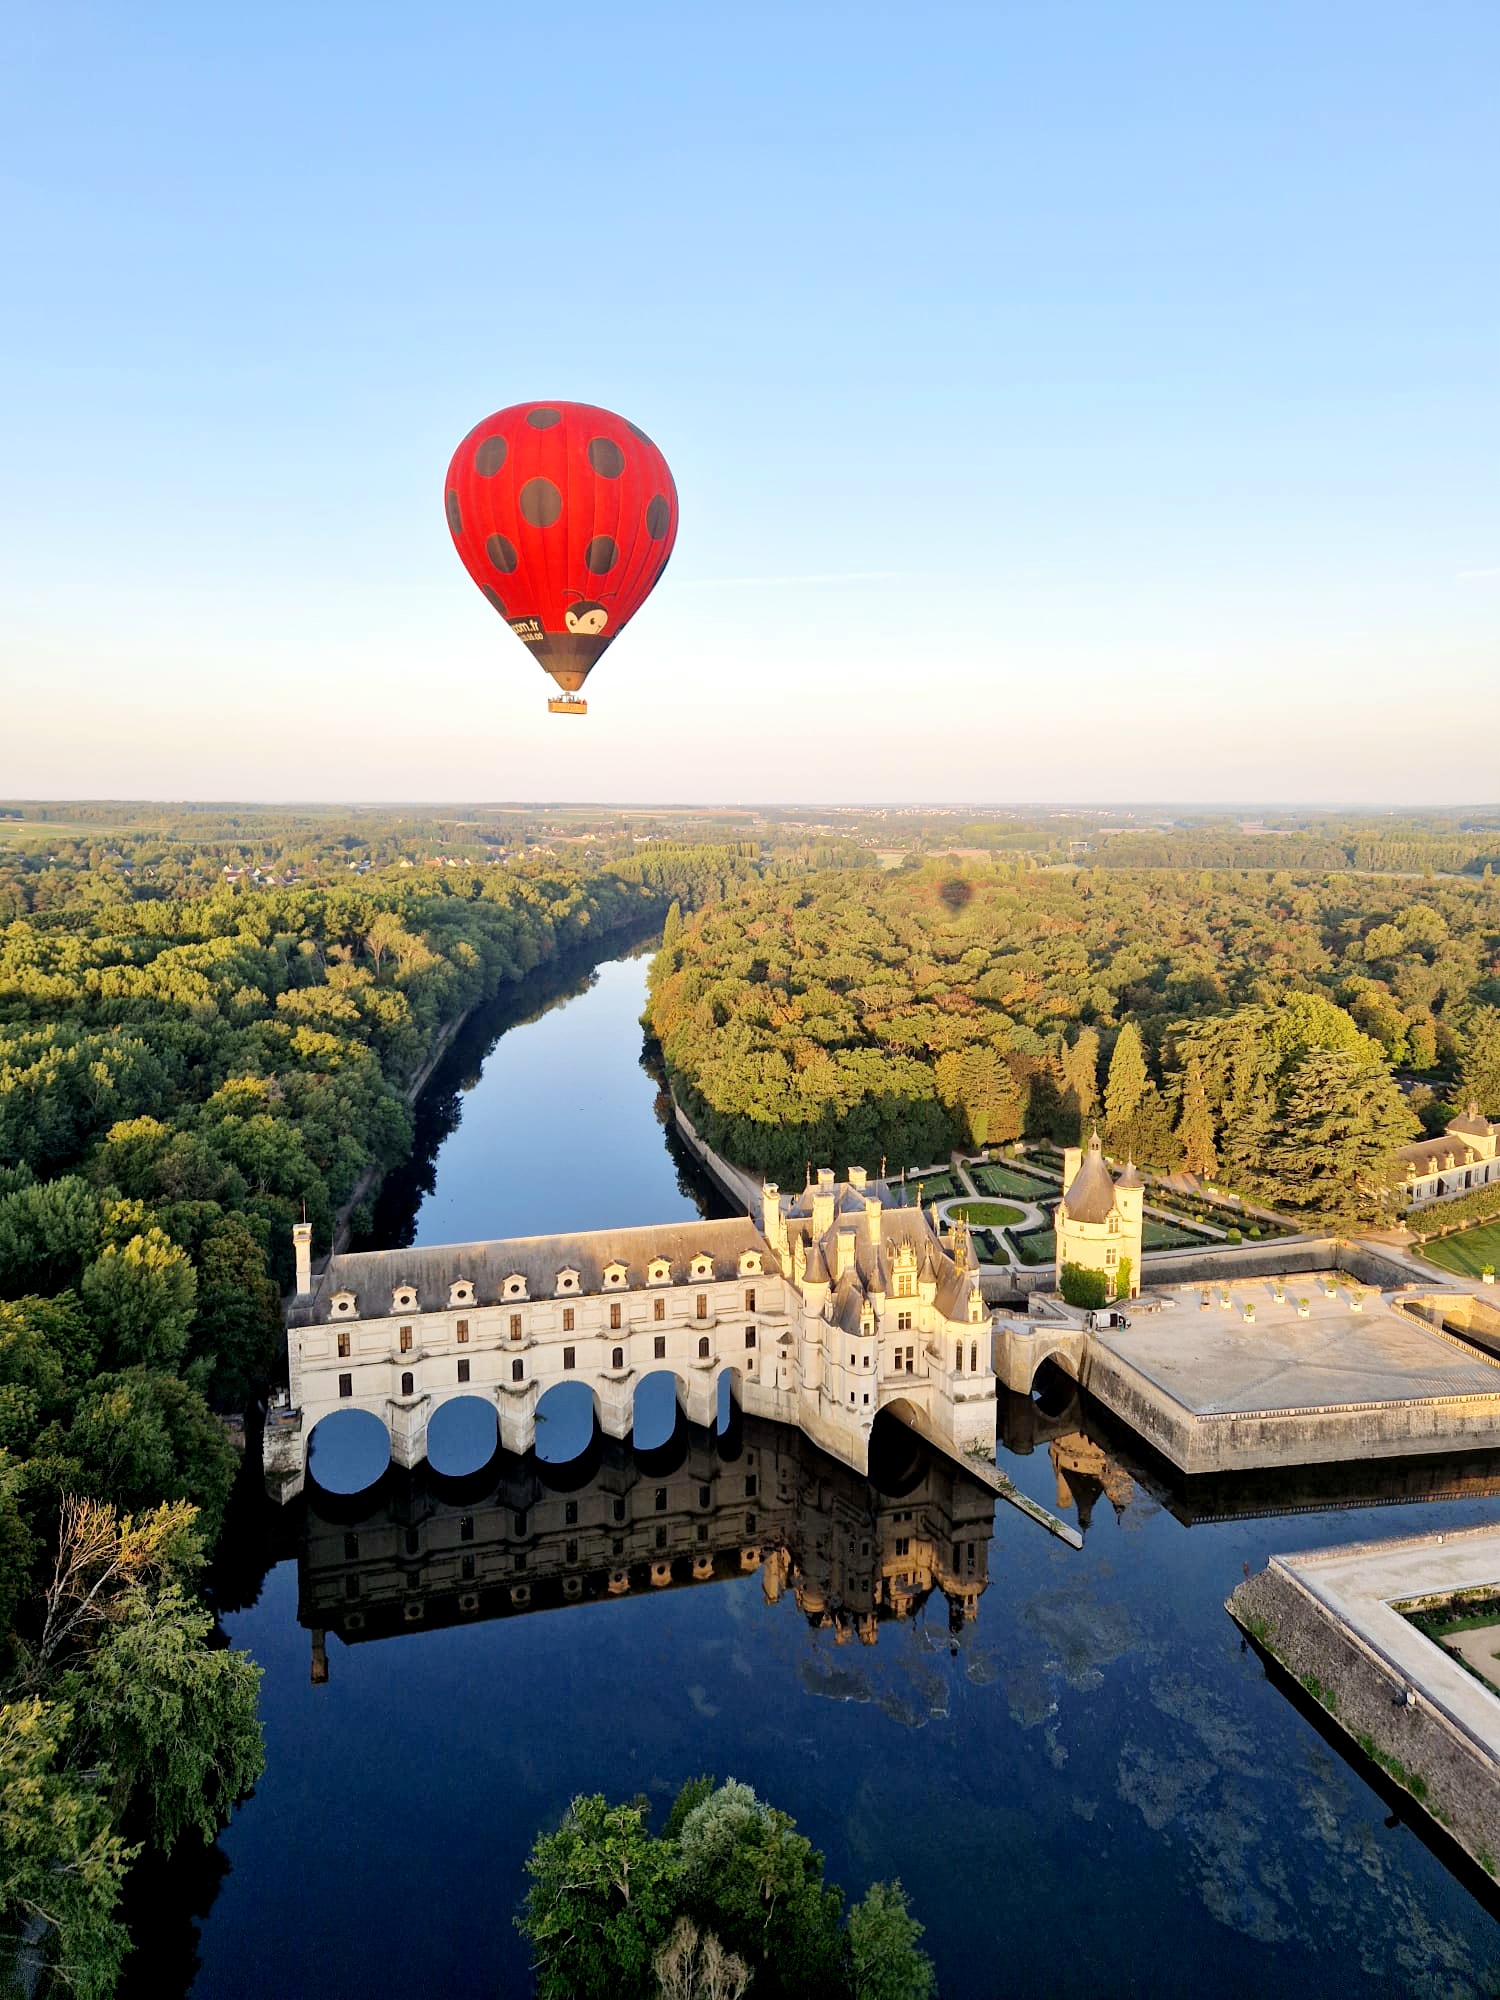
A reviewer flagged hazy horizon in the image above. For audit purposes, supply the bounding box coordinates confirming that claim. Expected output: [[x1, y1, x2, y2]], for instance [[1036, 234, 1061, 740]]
[[3, 1, 1495, 802]]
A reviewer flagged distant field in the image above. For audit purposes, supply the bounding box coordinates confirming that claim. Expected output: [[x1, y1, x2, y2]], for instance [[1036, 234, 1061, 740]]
[[1420, 1221, 1500, 1281], [951, 1200, 1026, 1228], [973, 1162, 1058, 1199]]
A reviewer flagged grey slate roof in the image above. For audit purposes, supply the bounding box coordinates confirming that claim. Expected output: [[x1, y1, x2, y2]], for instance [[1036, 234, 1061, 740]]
[[304, 1216, 766, 1322], [1062, 1134, 1119, 1224]]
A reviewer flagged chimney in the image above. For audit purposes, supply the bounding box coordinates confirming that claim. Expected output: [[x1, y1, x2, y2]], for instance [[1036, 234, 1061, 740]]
[[812, 1170, 836, 1239], [836, 1228, 856, 1279], [761, 1181, 784, 1252], [293, 1221, 313, 1297], [848, 1165, 867, 1191]]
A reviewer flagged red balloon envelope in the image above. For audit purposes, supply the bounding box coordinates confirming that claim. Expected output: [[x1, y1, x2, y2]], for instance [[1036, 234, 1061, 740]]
[[444, 401, 678, 714]]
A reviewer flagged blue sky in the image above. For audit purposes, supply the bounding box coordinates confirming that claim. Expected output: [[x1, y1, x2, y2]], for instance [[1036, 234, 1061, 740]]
[[2, 1, 1495, 802]]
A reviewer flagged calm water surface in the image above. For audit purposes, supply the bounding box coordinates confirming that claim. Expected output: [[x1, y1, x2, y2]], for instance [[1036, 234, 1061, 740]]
[[142, 944, 1500, 1999]]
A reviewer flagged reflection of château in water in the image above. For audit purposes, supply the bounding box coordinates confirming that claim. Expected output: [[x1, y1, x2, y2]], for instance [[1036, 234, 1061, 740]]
[[299, 1415, 997, 1681], [1002, 1379, 1500, 1532]]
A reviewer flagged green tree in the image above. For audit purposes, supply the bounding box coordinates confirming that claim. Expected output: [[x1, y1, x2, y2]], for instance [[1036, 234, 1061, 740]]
[[65, 1373, 238, 1544], [1103, 1023, 1148, 1136], [80, 1228, 197, 1370], [62, 1582, 263, 1851], [1060, 1028, 1100, 1134], [1113, 1254, 1133, 1302], [1175, 1056, 1219, 1177], [1059, 1263, 1109, 1311], [844, 1881, 934, 2000], [1253, 1051, 1419, 1226], [519, 1793, 680, 2000], [0, 1697, 133, 2000], [1460, 1007, 1500, 1115]]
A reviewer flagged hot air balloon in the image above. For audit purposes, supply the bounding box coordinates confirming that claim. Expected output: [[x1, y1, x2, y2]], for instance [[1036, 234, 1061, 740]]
[[444, 401, 679, 715]]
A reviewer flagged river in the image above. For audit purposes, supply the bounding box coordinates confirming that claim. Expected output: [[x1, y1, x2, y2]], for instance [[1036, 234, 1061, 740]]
[[125, 942, 1500, 1999]]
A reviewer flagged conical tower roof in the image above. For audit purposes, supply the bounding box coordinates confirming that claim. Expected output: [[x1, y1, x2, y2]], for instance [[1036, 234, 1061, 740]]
[[1063, 1131, 1119, 1224]]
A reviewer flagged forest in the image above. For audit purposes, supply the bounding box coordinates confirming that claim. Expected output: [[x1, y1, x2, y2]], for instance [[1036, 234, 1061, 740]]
[[647, 860, 1500, 1228], [0, 826, 770, 1995]]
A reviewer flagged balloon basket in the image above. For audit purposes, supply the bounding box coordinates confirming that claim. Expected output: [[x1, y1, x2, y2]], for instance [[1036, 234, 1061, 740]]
[[547, 697, 588, 716]]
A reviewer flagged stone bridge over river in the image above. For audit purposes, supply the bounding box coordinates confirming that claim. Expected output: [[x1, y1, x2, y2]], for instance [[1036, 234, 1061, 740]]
[[265, 1170, 998, 1504]]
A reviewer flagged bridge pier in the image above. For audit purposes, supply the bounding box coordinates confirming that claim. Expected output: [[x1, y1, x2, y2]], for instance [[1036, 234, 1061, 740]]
[[389, 1392, 431, 1471], [597, 1374, 633, 1441], [497, 1381, 537, 1457]]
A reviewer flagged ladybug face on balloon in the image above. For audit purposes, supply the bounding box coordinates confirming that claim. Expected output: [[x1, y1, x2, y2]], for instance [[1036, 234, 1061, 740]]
[[565, 599, 610, 636], [444, 401, 678, 709]]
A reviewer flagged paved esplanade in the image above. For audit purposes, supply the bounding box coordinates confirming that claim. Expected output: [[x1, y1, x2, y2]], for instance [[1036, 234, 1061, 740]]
[[1092, 1287, 1500, 1415], [1272, 1528, 1500, 1763]]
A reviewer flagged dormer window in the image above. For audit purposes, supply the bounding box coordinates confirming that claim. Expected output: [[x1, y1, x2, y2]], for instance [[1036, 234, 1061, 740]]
[[690, 1255, 714, 1280], [504, 1274, 528, 1300], [449, 1280, 475, 1307], [603, 1262, 628, 1289], [738, 1250, 763, 1276], [555, 1269, 580, 1296], [648, 1259, 672, 1285], [392, 1285, 418, 1313], [331, 1290, 357, 1317]]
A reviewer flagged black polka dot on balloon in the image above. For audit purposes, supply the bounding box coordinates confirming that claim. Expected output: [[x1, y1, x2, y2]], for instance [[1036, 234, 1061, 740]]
[[445, 489, 462, 536], [584, 534, 618, 574], [587, 437, 625, 477], [481, 584, 507, 615], [518, 476, 562, 527], [526, 407, 562, 428], [475, 436, 507, 476], [645, 494, 671, 539], [486, 532, 519, 574], [627, 421, 655, 446]]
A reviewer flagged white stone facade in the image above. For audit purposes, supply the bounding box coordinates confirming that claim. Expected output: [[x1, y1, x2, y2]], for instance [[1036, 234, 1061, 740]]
[[266, 1170, 995, 1501]]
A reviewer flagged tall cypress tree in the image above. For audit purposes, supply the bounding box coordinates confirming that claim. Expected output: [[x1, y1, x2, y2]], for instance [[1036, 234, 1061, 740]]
[[1176, 1055, 1219, 1177], [1104, 1023, 1148, 1137]]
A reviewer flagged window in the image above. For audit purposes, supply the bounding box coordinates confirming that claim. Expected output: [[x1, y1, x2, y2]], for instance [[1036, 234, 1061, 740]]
[[655, 1487, 668, 1511], [698, 1335, 710, 1359], [338, 1372, 352, 1397], [460, 1516, 474, 1542], [696, 1294, 708, 1319], [654, 1297, 666, 1323], [745, 1474, 757, 1498], [346, 1575, 360, 1599], [514, 1552, 527, 1572], [897, 1311, 912, 1332], [1105, 1248, 1117, 1267], [405, 1528, 418, 1556], [563, 1345, 575, 1370], [970, 1342, 978, 1373], [344, 1532, 359, 1559], [697, 1523, 709, 1543], [955, 1343, 963, 1373], [401, 1370, 414, 1396], [514, 1511, 527, 1535], [612, 1538, 625, 1556], [510, 1313, 522, 1339], [895, 1536, 910, 1557], [744, 1287, 756, 1312], [863, 1392, 870, 1405], [905, 1345, 914, 1372], [612, 1345, 624, 1370], [897, 1273, 915, 1298], [699, 1485, 711, 1507], [337, 1329, 351, 1358], [610, 1302, 622, 1330], [462, 1554, 475, 1581], [745, 1513, 756, 1532], [655, 1526, 668, 1550], [562, 1307, 575, 1333], [456, 1319, 469, 1343], [512, 1358, 523, 1382], [457, 1358, 470, 1384], [566, 1539, 578, 1564], [849, 1353, 856, 1367], [400, 1325, 413, 1352], [565, 1500, 578, 1525], [613, 1496, 626, 1522], [654, 1333, 666, 1359], [745, 1326, 756, 1349]]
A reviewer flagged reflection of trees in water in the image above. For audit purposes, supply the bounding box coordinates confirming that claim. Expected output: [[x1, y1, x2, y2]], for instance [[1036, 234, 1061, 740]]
[[296, 1415, 998, 1675], [350, 929, 661, 1254]]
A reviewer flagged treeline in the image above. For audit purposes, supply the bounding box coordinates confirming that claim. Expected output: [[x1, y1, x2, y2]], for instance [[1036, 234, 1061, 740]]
[[647, 863, 1500, 1228], [0, 841, 765, 1994]]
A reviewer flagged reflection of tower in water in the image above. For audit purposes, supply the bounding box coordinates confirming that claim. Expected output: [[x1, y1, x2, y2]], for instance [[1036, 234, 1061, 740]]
[[298, 1415, 995, 1681]]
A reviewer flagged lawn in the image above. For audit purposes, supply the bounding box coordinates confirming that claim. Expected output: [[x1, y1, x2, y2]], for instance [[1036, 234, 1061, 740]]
[[1420, 1218, 1500, 1281], [972, 1162, 1059, 1199], [1009, 1226, 1057, 1267], [951, 1200, 1027, 1228], [973, 1229, 1009, 1265], [1142, 1217, 1211, 1250], [898, 1172, 960, 1204]]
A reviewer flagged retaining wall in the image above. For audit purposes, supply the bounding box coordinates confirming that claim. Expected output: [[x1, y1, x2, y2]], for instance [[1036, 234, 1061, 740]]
[[1229, 1563, 1500, 1879]]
